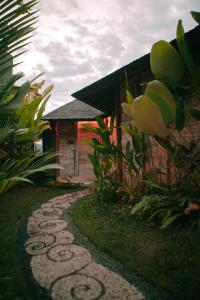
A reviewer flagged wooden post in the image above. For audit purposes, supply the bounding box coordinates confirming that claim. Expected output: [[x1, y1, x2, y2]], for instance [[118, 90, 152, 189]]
[[114, 88, 123, 182], [55, 121, 60, 178], [74, 122, 79, 176]]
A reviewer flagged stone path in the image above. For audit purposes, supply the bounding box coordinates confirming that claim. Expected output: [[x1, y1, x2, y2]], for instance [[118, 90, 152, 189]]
[[25, 189, 145, 300]]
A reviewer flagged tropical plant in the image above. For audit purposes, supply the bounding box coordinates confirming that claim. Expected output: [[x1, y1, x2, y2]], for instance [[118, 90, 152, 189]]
[[0, 0, 61, 195], [84, 114, 123, 202], [122, 10, 200, 192], [121, 11, 200, 229], [131, 193, 200, 229], [117, 135, 144, 202]]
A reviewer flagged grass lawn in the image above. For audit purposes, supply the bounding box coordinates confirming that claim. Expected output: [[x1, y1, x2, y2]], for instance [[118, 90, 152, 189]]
[[0, 183, 83, 300], [70, 196, 200, 300]]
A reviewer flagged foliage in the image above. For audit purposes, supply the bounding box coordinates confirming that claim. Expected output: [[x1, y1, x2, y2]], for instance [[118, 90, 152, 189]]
[[84, 114, 123, 203], [122, 11, 200, 188], [117, 135, 144, 202], [71, 196, 200, 300], [0, 0, 61, 195], [122, 92, 170, 138], [131, 194, 200, 229], [121, 10, 200, 229], [150, 40, 185, 83]]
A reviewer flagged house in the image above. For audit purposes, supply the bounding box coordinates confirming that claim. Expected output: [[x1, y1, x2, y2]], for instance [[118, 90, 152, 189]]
[[71, 25, 200, 181], [42, 99, 106, 181]]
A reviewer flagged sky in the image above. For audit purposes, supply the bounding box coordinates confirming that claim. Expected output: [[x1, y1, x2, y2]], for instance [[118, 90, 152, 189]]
[[17, 0, 200, 114]]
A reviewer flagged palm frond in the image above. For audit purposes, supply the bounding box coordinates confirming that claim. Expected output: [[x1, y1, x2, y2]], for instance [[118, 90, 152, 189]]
[[0, 0, 38, 67], [0, 125, 14, 144]]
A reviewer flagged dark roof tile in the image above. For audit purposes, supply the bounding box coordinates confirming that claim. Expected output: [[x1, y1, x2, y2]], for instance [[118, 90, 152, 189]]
[[42, 99, 104, 120]]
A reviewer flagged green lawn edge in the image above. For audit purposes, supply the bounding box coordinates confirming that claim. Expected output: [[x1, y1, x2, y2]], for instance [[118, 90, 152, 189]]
[[67, 197, 170, 300], [0, 184, 84, 300], [69, 195, 200, 300]]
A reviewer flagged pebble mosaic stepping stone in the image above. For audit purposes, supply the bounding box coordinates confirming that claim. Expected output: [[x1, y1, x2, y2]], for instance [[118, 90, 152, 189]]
[[25, 189, 145, 299]]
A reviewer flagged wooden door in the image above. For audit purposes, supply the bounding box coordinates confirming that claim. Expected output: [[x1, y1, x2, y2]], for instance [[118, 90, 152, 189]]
[[59, 122, 77, 177]]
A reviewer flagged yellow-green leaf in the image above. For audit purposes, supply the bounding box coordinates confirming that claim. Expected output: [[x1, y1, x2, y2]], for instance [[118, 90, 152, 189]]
[[145, 80, 176, 123], [121, 102, 133, 119], [150, 40, 184, 83], [132, 95, 169, 138]]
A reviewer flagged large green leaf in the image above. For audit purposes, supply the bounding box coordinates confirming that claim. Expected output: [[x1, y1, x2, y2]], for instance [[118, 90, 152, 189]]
[[19, 97, 42, 127], [176, 20, 200, 96], [122, 95, 169, 138], [150, 40, 184, 83], [145, 80, 176, 123], [121, 102, 133, 119]]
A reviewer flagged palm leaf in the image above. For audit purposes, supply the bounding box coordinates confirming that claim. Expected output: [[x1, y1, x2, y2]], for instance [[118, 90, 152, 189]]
[[0, 0, 38, 69], [0, 125, 14, 144]]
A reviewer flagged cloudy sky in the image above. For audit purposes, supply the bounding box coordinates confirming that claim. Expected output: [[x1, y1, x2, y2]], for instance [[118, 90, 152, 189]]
[[18, 0, 200, 113]]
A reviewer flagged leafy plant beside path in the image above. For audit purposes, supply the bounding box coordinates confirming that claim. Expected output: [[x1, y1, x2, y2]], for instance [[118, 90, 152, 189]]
[[0, 0, 61, 195]]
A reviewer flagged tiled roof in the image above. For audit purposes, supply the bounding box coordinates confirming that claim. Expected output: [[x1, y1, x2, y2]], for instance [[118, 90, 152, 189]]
[[42, 99, 105, 120]]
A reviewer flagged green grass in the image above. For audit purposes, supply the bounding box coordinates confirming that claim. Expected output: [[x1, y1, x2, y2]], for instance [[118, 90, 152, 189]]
[[0, 183, 83, 300], [70, 196, 200, 300]]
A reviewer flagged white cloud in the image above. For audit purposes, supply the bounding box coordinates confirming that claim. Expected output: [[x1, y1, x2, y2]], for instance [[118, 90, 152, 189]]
[[15, 0, 200, 113]]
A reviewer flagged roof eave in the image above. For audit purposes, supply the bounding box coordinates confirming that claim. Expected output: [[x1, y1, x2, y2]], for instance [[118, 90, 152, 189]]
[[71, 25, 200, 113]]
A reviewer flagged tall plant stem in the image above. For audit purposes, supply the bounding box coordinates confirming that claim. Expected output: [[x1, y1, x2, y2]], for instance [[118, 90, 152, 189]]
[[147, 136, 157, 183]]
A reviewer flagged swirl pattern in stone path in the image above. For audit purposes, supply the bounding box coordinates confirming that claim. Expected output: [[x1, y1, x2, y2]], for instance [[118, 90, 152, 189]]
[[25, 189, 145, 299]]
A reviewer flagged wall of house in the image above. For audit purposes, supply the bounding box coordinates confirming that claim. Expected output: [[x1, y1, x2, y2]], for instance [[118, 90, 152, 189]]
[[56, 120, 102, 180], [58, 121, 77, 178], [77, 121, 98, 177]]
